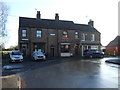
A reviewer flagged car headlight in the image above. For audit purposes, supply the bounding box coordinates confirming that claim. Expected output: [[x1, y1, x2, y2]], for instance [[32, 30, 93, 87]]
[[11, 57, 16, 60], [20, 56, 23, 59], [101, 52, 104, 54]]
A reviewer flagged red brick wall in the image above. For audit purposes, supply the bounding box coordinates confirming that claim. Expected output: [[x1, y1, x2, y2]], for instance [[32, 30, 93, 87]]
[[106, 46, 120, 56], [118, 46, 120, 56], [19, 27, 101, 57]]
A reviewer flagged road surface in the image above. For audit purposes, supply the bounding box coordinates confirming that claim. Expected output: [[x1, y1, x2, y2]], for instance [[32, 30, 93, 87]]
[[8, 57, 119, 88]]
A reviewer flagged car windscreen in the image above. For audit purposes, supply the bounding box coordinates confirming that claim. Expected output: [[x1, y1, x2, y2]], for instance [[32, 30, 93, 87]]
[[36, 52, 43, 55], [33, 51, 43, 55], [11, 52, 22, 55]]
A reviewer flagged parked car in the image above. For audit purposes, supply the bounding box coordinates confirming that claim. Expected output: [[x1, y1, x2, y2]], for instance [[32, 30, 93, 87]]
[[32, 51, 46, 61], [9, 50, 23, 62], [83, 49, 104, 58]]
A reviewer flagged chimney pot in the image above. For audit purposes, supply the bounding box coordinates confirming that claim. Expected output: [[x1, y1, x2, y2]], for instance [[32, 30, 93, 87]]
[[55, 13, 59, 20], [36, 11, 41, 19], [88, 19, 94, 27]]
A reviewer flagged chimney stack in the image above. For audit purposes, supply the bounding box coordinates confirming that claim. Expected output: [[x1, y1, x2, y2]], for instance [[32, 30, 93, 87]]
[[88, 19, 94, 27], [36, 11, 41, 19], [55, 13, 59, 20]]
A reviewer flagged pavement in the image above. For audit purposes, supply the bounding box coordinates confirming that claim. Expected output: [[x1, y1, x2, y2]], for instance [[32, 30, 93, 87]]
[[105, 57, 120, 65]]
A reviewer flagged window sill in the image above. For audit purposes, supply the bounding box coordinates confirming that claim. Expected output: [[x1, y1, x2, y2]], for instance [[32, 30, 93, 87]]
[[62, 38, 69, 39], [75, 38, 79, 39], [81, 40, 85, 41]]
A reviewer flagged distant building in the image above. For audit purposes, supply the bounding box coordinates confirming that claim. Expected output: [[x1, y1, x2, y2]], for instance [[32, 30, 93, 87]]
[[18, 11, 101, 58], [106, 36, 120, 56], [101, 46, 106, 52]]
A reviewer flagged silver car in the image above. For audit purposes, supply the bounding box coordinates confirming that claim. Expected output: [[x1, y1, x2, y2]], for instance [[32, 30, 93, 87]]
[[32, 51, 46, 61], [9, 50, 23, 62]]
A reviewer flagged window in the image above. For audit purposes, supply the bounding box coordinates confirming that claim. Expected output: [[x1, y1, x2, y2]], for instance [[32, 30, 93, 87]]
[[22, 29, 27, 37], [75, 32, 79, 38], [91, 34, 95, 41], [61, 45, 70, 52], [36, 30, 42, 37], [91, 46, 98, 49], [81, 33, 86, 41], [63, 31, 68, 38]]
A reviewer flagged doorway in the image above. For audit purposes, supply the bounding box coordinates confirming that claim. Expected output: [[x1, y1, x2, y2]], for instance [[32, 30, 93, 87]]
[[21, 44, 28, 58], [75, 44, 79, 55], [50, 47, 55, 57]]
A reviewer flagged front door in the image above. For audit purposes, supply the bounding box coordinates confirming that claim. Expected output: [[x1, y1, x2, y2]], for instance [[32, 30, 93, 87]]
[[21, 44, 28, 58], [75, 44, 79, 55], [50, 47, 55, 57]]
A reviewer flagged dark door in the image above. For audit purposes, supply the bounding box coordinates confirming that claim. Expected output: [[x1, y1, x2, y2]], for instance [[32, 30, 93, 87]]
[[21, 44, 28, 58], [50, 47, 55, 57], [75, 44, 79, 55]]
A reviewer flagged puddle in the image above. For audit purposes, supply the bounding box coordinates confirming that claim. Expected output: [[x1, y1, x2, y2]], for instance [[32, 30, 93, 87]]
[[3, 65, 24, 70]]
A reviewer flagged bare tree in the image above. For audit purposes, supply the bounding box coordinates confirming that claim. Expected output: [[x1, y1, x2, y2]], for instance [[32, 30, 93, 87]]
[[0, 2, 9, 46]]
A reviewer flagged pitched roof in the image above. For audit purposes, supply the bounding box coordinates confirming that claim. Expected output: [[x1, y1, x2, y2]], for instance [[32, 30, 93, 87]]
[[74, 24, 100, 32], [19, 17, 100, 33], [113, 36, 120, 42], [107, 36, 120, 46]]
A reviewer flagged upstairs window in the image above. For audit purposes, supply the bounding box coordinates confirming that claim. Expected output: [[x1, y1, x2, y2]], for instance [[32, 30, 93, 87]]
[[63, 31, 68, 38], [91, 34, 95, 41], [36, 30, 42, 37], [81, 33, 86, 41], [22, 29, 27, 37], [75, 32, 79, 38]]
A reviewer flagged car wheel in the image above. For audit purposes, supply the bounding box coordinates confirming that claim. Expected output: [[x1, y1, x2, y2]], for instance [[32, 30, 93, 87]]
[[33, 58, 37, 61], [9, 60, 12, 63], [90, 55, 93, 58], [100, 55, 104, 58], [20, 60, 23, 63], [44, 59, 46, 61]]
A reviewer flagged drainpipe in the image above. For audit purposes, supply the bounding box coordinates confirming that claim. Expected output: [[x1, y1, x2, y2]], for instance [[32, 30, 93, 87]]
[[82, 45, 83, 57], [114, 51, 116, 56], [87, 46, 88, 49], [47, 29, 49, 58], [57, 29, 59, 57], [29, 25, 32, 59]]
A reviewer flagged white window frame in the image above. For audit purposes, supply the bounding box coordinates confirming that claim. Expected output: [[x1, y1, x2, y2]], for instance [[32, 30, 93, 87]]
[[91, 46, 98, 49], [22, 29, 27, 37], [91, 34, 95, 41], [75, 31, 79, 38], [81, 33, 86, 41], [36, 30, 42, 37]]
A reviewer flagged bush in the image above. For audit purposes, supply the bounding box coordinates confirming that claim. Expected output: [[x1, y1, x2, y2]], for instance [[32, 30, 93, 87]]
[[1, 51, 11, 59]]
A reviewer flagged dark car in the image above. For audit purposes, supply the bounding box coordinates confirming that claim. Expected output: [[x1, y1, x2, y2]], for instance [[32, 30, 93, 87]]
[[83, 49, 104, 58]]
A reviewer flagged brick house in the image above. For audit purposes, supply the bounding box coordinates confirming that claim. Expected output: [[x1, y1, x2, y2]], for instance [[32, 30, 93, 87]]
[[18, 11, 101, 58], [106, 36, 120, 56]]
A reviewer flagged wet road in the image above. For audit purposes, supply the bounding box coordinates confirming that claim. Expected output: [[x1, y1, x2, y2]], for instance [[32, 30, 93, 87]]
[[16, 57, 119, 88]]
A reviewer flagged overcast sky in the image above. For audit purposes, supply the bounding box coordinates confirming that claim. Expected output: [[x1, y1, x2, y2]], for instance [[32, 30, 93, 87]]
[[2, 0, 119, 48]]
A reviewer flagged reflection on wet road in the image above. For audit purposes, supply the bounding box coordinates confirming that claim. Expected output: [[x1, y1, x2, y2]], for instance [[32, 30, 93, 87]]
[[20, 57, 119, 88]]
